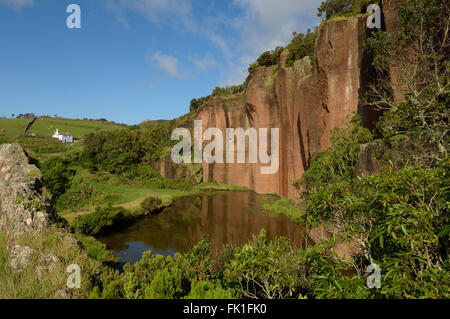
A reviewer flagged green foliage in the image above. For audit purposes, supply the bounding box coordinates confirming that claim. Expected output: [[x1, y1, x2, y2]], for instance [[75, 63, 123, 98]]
[[146, 265, 184, 299], [24, 169, 40, 178], [187, 280, 234, 299], [75, 233, 118, 265], [261, 197, 305, 224], [23, 200, 44, 211], [285, 30, 316, 68], [257, 47, 284, 67], [80, 121, 193, 190], [82, 129, 141, 174], [189, 85, 246, 112], [293, 1, 450, 296], [295, 115, 372, 193], [139, 121, 176, 162], [246, 47, 284, 78], [363, 0, 449, 167], [75, 205, 129, 236], [317, 0, 375, 20], [122, 164, 194, 191], [14, 195, 23, 205], [41, 157, 76, 198], [141, 196, 162, 215], [304, 167, 449, 298], [55, 175, 105, 211], [0, 228, 101, 298], [222, 230, 309, 299]]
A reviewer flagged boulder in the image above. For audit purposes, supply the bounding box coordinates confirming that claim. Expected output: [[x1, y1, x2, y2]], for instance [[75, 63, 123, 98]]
[[9, 245, 37, 272]]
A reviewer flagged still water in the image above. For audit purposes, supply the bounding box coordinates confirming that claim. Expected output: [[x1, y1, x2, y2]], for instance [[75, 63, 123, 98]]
[[98, 191, 305, 265]]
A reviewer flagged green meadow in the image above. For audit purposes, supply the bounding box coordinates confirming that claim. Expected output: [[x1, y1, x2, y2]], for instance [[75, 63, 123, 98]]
[[0, 117, 125, 160], [0, 117, 124, 139]]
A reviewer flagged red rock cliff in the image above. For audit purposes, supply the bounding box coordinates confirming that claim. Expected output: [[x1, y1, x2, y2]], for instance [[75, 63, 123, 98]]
[[194, 14, 371, 200], [156, 3, 405, 200]]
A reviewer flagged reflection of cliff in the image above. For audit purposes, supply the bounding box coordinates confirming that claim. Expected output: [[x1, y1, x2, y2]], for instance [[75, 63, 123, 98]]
[[200, 192, 305, 252], [155, 4, 403, 199], [99, 192, 304, 262]]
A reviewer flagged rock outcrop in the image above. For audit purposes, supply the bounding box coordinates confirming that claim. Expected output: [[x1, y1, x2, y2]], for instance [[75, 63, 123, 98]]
[[154, 4, 405, 201], [0, 144, 52, 236], [0, 144, 78, 288], [353, 142, 383, 178], [177, 14, 373, 200]]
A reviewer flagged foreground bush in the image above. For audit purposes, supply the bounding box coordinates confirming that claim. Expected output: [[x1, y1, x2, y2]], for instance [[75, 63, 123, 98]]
[[317, 0, 375, 20]]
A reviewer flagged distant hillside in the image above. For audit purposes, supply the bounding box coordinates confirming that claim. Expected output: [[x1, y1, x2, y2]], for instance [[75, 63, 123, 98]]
[[0, 117, 126, 160], [0, 117, 125, 139]]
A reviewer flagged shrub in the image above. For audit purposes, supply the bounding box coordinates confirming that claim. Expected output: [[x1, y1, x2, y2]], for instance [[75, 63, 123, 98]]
[[295, 115, 372, 193], [82, 129, 141, 174], [222, 230, 308, 299], [362, 0, 449, 167], [247, 47, 284, 76], [55, 176, 105, 211], [41, 157, 76, 198], [190, 85, 246, 112], [317, 0, 375, 20], [187, 280, 234, 299], [285, 30, 316, 68], [141, 197, 162, 215], [75, 205, 129, 236], [304, 167, 450, 298], [75, 233, 118, 265]]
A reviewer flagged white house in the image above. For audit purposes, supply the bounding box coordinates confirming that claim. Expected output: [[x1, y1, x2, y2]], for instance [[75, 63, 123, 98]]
[[52, 129, 73, 143]]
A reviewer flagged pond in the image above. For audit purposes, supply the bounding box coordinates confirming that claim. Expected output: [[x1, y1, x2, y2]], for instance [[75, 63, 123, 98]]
[[98, 191, 305, 265]]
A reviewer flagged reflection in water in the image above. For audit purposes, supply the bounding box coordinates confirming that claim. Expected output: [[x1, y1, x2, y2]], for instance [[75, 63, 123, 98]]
[[98, 192, 305, 265]]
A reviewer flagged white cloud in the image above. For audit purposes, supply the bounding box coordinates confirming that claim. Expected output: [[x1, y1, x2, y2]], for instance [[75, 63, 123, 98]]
[[105, 0, 129, 27], [232, 0, 321, 56], [106, 0, 322, 86], [191, 53, 218, 72], [150, 52, 182, 78], [0, 0, 34, 10], [114, 0, 196, 32]]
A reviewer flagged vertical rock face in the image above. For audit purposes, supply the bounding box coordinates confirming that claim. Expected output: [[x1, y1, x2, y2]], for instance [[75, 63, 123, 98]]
[[156, 3, 405, 200], [0, 144, 51, 236], [191, 14, 371, 199]]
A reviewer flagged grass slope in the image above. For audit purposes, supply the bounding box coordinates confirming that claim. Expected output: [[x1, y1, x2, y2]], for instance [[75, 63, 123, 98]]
[[0, 117, 124, 139], [0, 117, 126, 160]]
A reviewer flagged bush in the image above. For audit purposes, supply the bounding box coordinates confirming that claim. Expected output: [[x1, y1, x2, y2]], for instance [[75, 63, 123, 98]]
[[41, 157, 76, 198], [190, 85, 246, 112], [75, 205, 129, 236], [304, 167, 450, 298], [285, 30, 316, 68], [362, 0, 449, 167], [75, 233, 118, 265], [82, 129, 141, 174], [317, 0, 375, 20], [187, 280, 234, 299], [295, 115, 372, 193], [141, 197, 162, 215], [247, 47, 284, 76], [222, 230, 308, 299], [55, 177, 105, 211]]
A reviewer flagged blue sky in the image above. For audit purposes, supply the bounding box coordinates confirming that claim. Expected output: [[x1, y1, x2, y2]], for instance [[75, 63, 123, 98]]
[[0, 0, 321, 124]]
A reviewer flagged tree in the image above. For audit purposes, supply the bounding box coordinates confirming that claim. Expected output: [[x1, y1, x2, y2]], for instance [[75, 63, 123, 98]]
[[317, 0, 373, 20], [364, 0, 449, 166], [285, 29, 317, 67], [41, 157, 75, 198]]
